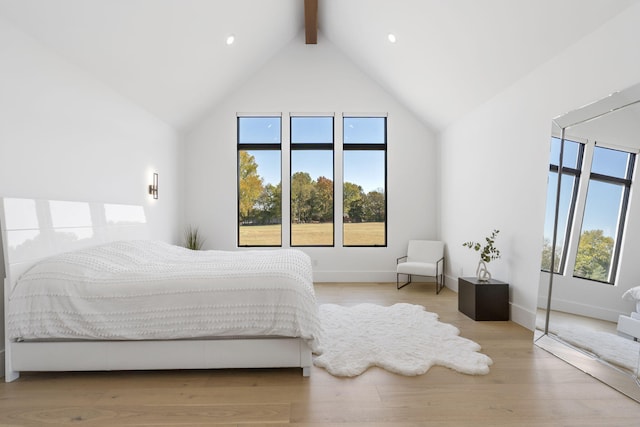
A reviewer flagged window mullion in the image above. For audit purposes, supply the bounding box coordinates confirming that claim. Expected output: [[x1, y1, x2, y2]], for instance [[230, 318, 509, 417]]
[[334, 118, 344, 247], [563, 142, 594, 277], [281, 113, 291, 248], [608, 153, 635, 283]]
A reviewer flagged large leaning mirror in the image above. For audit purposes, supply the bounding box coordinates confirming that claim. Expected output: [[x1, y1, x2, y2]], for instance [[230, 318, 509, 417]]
[[535, 82, 640, 402]]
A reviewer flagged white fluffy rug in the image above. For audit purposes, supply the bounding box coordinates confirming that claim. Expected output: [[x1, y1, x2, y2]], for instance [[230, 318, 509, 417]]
[[556, 325, 640, 375], [313, 303, 493, 377]]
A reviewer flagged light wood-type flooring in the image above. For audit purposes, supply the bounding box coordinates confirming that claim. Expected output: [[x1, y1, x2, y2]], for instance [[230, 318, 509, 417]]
[[1, 282, 640, 426]]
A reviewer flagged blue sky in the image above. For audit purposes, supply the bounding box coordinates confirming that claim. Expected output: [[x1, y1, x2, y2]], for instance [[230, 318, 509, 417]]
[[240, 116, 386, 193], [544, 138, 630, 242]]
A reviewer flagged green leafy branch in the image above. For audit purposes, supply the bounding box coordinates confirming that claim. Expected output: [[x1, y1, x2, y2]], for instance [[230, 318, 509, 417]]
[[463, 229, 501, 263]]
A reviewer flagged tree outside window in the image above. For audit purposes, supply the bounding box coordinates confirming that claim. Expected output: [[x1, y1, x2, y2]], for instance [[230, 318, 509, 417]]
[[343, 117, 387, 247], [290, 116, 334, 246], [237, 117, 282, 246], [573, 147, 634, 283]]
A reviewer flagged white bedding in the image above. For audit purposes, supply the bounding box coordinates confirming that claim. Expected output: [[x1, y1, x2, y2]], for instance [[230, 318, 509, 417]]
[[7, 241, 321, 351], [621, 286, 640, 318]]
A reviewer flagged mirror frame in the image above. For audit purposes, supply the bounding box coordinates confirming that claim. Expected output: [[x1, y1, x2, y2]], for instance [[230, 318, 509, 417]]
[[535, 82, 640, 403]]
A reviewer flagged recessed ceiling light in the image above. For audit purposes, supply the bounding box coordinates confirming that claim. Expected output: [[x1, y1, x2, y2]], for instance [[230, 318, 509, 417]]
[[225, 34, 235, 45], [387, 33, 397, 43]]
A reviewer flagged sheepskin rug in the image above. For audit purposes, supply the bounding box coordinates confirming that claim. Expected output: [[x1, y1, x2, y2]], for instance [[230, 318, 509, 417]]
[[313, 303, 493, 377], [556, 325, 640, 375]]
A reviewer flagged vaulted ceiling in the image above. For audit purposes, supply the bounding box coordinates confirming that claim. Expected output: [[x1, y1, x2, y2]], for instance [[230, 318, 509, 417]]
[[0, 0, 637, 133]]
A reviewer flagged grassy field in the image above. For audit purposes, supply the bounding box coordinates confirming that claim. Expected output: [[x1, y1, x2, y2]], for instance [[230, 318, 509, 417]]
[[239, 224, 282, 246], [239, 222, 385, 246], [343, 222, 385, 246]]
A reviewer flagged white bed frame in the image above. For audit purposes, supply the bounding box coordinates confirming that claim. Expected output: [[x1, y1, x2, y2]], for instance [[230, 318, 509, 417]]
[[618, 315, 640, 341], [1, 197, 312, 382]]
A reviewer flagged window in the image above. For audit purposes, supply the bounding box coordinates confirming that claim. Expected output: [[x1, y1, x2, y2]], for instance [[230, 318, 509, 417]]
[[541, 137, 584, 272], [290, 116, 334, 246], [541, 135, 636, 285], [237, 116, 282, 246], [343, 116, 387, 246], [237, 113, 388, 249], [573, 146, 635, 283]]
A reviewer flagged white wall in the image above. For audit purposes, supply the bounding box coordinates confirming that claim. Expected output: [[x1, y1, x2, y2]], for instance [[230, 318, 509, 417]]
[[0, 17, 182, 376], [440, 3, 640, 329], [184, 33, 437, 282], [0, 16, 182, 241]]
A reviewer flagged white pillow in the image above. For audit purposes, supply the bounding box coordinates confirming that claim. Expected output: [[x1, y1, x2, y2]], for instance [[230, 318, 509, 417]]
[[622, 286, 640, 301]]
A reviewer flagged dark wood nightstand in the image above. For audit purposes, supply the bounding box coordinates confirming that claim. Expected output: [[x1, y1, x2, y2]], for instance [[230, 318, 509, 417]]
[[458, 277, 509, 321]]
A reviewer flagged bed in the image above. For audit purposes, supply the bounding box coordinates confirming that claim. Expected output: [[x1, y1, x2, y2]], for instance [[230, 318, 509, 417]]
[[617, 286, 640, 341], [1, 197, 320, 382]]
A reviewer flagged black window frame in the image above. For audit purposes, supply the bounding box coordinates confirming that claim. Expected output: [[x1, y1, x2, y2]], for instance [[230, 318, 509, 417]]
[[342, 116, 388, 247], [289, 115, 335, 247], [543, 136, 584, 274], [237, 115, 282, 247], [573, 146, 635, 284]]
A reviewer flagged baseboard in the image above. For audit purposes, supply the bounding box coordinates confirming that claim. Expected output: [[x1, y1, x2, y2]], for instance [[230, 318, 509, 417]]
[[313, 271, 453, 284], [444, 274, 458, 292], [0, 349, 5, 379], [511, 303, 536, 331], [537, 295, 625, 323], [313, 271, 399, 283]]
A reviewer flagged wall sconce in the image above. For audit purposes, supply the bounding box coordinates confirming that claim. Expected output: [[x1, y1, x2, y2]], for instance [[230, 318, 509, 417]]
[[148, 172, 158, 199]]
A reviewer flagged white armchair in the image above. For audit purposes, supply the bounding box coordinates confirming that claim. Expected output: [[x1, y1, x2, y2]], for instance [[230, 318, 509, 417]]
[[396, 240, 445, 293]]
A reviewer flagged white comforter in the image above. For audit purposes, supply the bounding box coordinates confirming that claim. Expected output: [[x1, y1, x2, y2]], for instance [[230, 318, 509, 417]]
[[8, 241, 321, 351]]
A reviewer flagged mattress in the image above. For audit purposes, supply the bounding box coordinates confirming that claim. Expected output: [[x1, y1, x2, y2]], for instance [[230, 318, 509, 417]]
[[7, 240, 321, 351]]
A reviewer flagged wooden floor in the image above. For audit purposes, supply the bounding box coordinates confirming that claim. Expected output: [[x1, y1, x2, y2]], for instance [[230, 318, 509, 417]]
[[2, 282, 640, 426]]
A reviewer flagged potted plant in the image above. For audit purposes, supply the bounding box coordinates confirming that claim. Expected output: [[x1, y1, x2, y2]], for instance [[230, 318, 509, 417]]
[[463, 229, 501, 281], [184, 225, 205, 250]]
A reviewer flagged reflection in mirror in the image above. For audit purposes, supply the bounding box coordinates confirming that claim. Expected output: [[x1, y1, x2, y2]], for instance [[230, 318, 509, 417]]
[[6, 229, 44, 263], [50, 201, 92, 228], [3, 198, 38, 230], [536, 83, 640, 402]]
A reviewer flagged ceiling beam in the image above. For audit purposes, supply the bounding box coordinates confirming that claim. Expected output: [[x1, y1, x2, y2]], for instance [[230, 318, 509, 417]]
[[304, 0, 318, 44]]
